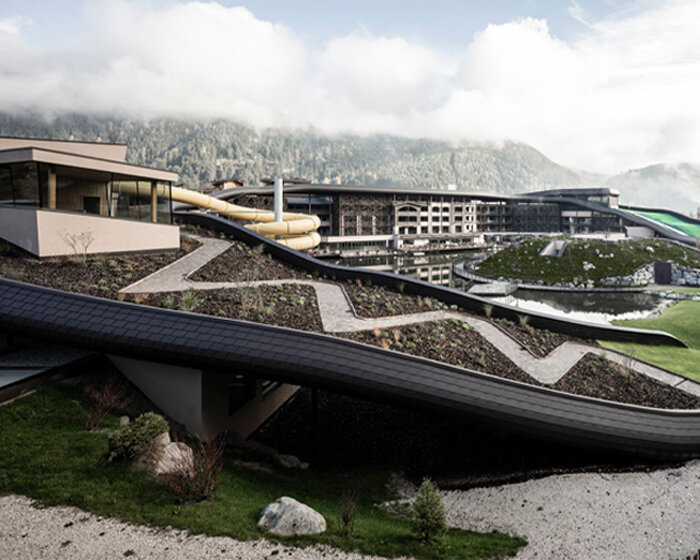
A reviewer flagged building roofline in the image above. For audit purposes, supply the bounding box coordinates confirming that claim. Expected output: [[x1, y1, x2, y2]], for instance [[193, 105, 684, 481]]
[[217, 183, 533, 201], [0, 146, 178, 183], [0, 135, 128, 147]]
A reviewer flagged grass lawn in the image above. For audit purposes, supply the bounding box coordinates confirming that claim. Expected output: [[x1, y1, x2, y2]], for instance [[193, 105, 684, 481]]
[[648, 286, 700, 294], [600, 301, 700, 382], [475, 238, 700, 286], [0, 384, 525, 560]]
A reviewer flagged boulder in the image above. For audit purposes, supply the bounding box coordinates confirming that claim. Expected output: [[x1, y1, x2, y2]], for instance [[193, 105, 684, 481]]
[[258, 497, 326, 536], [151, 441, 194, 476], [277, 454, 309, 470]]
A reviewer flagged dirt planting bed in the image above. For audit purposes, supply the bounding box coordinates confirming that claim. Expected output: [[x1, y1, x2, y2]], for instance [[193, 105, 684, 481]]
[[131, 284, 323, 332], [341, 319, 538, 385], [343, 281, 454, 317], [0, 237, 199, 299], [190, 242, 307, 282], [553, 353, 700, 410], [492, 318, 589, 357]]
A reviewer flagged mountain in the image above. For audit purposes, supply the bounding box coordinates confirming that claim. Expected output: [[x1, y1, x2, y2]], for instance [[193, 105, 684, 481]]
[[2, 113, 696, 216], [0, 113, 588, 194], [606, 163, 700, 215]]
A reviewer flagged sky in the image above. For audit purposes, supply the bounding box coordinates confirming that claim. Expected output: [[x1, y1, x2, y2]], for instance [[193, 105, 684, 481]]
[[0, 0, 698, 175]]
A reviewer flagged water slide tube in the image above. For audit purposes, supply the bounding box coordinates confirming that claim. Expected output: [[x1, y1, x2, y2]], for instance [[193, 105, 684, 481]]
[[118, 183, 321, 250]]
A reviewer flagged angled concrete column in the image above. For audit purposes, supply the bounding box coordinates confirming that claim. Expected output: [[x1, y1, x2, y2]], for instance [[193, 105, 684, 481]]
[[108, 355, 299, 441], [109, 356, 230, 440], [47, 165, 56, 209]]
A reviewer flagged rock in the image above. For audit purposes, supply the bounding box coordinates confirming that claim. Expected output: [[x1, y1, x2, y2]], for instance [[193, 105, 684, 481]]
[[118, 416, 130, 427], [277, 454, 309, 470], [151, 442, 194, 476], [258, 497, 326, 536], [154, 431, 171, 450], [232, 460, 273, 473]]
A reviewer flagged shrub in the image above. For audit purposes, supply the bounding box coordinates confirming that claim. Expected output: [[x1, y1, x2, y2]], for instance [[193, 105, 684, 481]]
[[482, 303, 494, 319], [159, 436, 225, 502], [81, 374, 129, 431], [340, 488, 359, 536], [412, 478, 446, 543], [178, 289, 201, 313], [107, 412, 168, 462]]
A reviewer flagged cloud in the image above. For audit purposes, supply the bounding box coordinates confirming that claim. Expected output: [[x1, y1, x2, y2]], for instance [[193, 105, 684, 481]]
[[0, 15, 31, 35], [0, 0, 699, 174]]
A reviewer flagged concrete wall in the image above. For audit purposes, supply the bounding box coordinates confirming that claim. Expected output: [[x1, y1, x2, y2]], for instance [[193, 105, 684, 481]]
[[0, 206, 180, 257], [0, 206, 39, 254]]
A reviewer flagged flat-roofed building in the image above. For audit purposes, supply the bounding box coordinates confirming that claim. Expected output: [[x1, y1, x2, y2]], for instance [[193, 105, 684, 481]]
[[216, 183, 683, 256], [0, 137, 180, 257]]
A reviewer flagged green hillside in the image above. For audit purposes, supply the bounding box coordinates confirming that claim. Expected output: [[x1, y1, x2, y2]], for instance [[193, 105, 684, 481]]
[[0, 113, 585, 192]]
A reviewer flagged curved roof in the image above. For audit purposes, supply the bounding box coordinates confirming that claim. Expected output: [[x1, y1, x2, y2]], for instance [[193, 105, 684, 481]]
[[1, 277, 698, 459]]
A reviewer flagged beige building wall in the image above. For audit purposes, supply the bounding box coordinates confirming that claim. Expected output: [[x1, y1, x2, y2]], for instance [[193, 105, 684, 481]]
[[0, 138, 127, 161], [0, 206, 180, 257]]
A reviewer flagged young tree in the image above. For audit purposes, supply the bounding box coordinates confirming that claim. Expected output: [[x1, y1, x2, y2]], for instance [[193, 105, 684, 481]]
[[412, 478, 446, 543]]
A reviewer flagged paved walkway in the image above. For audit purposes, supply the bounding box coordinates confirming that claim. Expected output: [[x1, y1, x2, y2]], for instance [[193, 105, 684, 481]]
[[120, 237, 700, 393]]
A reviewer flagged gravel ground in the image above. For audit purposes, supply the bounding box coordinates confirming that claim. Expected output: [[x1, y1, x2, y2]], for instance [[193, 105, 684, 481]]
[[0, 495, 408, 560], [442, 460, 700, 560], [3, 461, 699, 559]]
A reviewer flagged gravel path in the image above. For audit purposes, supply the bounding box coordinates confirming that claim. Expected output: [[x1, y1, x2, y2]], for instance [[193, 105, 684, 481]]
[[3, 461, 700, 559], [443, 460, 700, 560]]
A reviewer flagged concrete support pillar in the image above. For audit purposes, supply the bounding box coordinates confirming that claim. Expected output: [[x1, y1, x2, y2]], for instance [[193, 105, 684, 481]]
[[109, 356, 229, 440], [274, 177, 283, 223], [47, 165, 56, 209], [150, 181, 158, 223], [108, 355, 299, 441]]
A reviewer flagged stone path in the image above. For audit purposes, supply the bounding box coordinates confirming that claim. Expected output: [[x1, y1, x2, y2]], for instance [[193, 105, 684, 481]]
[[120, 237, 700, 392]]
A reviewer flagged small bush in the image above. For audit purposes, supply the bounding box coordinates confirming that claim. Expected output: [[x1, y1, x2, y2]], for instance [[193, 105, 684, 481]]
[[159, 436, 225, 502], [482, 303, 494, 319], [412, 478, 446, 543], [81, 374, 129, 431], [178, 289, 201, 313], [107, 412, 168, 462], [340, 488, 359, 536]]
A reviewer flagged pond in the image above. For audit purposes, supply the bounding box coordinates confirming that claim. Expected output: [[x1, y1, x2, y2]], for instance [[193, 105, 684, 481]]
[[330, 251, 666, 324]]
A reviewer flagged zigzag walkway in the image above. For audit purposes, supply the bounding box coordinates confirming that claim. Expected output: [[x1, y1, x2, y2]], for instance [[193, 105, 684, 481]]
[[121, 237, 700, 394]]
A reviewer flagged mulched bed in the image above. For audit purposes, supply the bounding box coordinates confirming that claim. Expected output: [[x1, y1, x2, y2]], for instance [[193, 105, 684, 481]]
[[553, 353, 700, 410], [343, 281, 585, 357], [492, 318, 585, 357], [190, 242, 307, 282], [130, 284, 323, 332], [339, 320, 700, 410], [340, 319, 538, 385], [0, 237, 199, 300], [343, 280, 453, 317]]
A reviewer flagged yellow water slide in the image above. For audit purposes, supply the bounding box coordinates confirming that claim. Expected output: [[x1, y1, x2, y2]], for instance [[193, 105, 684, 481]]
[[120, 183, 321, 250]]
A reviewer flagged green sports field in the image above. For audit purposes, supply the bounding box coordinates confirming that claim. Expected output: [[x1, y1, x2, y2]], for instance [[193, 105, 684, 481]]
[[631, 210, 700, 238]]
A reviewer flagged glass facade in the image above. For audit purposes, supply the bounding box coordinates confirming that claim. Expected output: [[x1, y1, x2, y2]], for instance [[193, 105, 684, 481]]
[[0, 162, 40, 205], [0, 162, 172, 224], [112, 180, 172, 223]]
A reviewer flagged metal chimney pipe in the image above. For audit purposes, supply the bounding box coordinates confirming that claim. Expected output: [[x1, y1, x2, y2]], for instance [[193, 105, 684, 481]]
[[274, 177, 283, 223]]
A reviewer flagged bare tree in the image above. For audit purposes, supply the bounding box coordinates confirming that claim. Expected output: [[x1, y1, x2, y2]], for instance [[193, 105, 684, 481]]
[[59, 230, 95, 263]]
